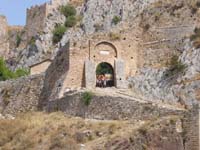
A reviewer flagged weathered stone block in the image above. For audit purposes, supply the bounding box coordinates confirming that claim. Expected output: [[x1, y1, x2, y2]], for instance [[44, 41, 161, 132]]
[[115, 59, 127, 88], [85, 60, 96, 89]]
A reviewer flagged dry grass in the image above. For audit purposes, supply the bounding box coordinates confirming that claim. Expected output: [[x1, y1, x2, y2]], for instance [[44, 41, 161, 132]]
[[0, 112, 139, 150], [109, 32, 121, 41]]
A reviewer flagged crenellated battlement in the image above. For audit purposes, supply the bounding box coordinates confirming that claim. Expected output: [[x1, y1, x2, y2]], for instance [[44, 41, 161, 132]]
[[0, 15, 9, 58], [25, 0, 69, 38]]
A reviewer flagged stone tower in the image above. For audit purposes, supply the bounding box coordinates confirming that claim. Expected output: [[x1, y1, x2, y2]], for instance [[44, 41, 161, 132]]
[[0, 15, 9, 58]]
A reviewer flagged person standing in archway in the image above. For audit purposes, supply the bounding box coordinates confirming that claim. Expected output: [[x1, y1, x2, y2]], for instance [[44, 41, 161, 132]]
[[102, 75, 107, 88]]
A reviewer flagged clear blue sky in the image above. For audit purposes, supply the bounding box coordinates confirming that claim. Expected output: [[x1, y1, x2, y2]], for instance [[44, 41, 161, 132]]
[[0, 0, 50, 26]]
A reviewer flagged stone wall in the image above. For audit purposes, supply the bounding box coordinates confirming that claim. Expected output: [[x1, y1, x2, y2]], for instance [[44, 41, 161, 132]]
[[59, 31, 139, 91], [38, 42, 70, 109], [0, 74, 44, 115], [183, 105, 199, 150], [30, 60, 51, 75], [0, 15, 9, 58], [25, 0, 69, 39], [26, 4, 48, 39], [7, 26, 25, 50], [46, 91, 184, 120]]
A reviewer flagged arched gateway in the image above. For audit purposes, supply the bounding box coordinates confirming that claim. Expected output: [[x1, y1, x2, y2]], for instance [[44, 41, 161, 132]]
[[85, 41, 126, 89], [96, 62, 115, 87]]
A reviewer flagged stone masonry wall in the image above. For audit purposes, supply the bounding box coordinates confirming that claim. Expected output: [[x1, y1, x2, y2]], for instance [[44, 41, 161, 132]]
[[38, 42, 70, 109], [183, 105, 199, 150], [0, 15, 9, 58], [25, 0, 69, 39], [7, 26, 25, 50], [26, 4, 48, 39], [0, 74, 44, 115], [47, 92, 184, 120]]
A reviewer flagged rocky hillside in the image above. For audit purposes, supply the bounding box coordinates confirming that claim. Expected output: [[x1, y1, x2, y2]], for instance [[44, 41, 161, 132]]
[[129, 40, 200, 107], [0, 112, 185, 150], [14, 0, 159, 69]]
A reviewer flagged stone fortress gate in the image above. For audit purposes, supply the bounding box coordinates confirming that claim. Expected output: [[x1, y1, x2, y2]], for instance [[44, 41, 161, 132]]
[[85, 41, 126, 89], [57, 38, 137, 97]]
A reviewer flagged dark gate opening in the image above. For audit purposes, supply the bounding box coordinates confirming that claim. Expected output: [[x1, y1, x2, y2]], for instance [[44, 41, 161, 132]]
[[96, 62, 114, 87]]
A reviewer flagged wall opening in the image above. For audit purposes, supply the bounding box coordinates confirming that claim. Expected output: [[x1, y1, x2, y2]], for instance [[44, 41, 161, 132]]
[[96, 62, 114, 88]]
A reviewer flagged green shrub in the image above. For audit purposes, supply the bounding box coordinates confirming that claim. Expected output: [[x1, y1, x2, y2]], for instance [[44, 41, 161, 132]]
[[0, 58, 29, 81], [29, 36, 36, 46], [52, 25, 67, 44], [16, 34, 22, 47], [82, 91, 93, 106], [112, 16, 121, 25], [14, 68, 30, 78], [164, 55, 187, 78], [60, 5, 76, 18], [65, 16, 77, 27], [0, 58, 14, 81]]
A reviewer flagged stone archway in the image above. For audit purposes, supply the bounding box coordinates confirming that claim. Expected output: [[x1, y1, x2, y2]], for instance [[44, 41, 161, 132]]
[[92, 41, 118, 66], [85, 41, 126, 89], [96, 62, 115, 87], [94, 41, 118, 58]]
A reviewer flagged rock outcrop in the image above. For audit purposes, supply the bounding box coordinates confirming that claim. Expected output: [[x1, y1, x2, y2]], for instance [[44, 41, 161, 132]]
[[129, 40, 200, 107]]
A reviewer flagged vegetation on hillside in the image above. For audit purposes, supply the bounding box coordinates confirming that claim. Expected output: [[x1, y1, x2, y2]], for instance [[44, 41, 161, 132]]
[[164, 55, 187, 78], [0, 57, 29, 81], [52, 25, 67, 44], [112, 16, 121, 25], [82, 91, 93, 106], [65, 16, 77, 28], [60, 5, 77, 18], [52, 4, 78, 44], [16, 34, 22, 48], [0, 112, 134, 150]]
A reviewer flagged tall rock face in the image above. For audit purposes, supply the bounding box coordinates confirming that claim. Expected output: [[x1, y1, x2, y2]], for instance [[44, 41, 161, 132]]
[[81, 0, 157, 34], [129, 40, 200, 107], [13, 0, 159, 69]]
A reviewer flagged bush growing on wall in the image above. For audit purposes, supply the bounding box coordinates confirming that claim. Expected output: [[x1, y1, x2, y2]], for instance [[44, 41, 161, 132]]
[[164, 55, 187, 78], [65, 16, 77, 28], [52, 25, 67, 44], [15, 68, 30, 78], [82, 91, 93, 106], [60, 5, 76, 18], [53, 5, 77, 43], [112, 16, 121, 25], [29, 36, 36, 46], [16, 34, 22, 48], [0, 57, 29, 81]]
